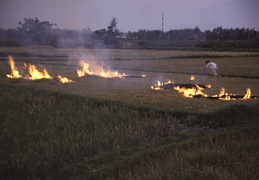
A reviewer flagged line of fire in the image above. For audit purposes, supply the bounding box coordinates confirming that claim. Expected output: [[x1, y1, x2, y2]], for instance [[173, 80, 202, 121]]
[[6, 56, 72, 83], [151, 78, 258, 101], [6, 55, 258, 101], [6, 55, 145, 83]]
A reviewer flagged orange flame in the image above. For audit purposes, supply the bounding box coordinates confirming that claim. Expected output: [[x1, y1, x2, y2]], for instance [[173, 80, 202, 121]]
[[6, 56, 73, 83], [77, 60, 127, 78], [77, 60, 94, 77], [57, 75, 73, 83], [24, 63, 52, 80], [151, 80, 254, 100], [242, 88, 251, 100], [174, 85, 207, 98], [219, 87, 225, 97], [151, 80, 173, 90], [6, 56, 21, 78], [190, 75, 195, 80]]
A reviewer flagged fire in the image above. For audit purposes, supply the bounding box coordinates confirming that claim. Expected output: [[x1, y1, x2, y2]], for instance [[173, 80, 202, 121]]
[[190, 75, 195, 80], [243, 88, 251, 99], [151, 80, 173, 90], [174, 85, 207, 98], [216, 87, 230, 100], [77, 60, 94, 77], [6, 56, 21, 78], [24, 63, 52, 80], [151, 79, 208, 98], [151, 79, 255, 100], [206, 84, 212, 89], [6, 56, 74, 83], [57, 75, 73, 83], [77, 60, 127, 78], [219, 87, 225, 97], [216, 87, 252, 101]]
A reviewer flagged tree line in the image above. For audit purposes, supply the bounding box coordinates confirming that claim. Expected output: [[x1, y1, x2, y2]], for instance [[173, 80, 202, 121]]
[[0, 17, 258, 48]]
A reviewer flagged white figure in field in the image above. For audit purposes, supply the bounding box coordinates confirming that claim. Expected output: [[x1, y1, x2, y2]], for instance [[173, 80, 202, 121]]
[[203, 61, 218, 76]]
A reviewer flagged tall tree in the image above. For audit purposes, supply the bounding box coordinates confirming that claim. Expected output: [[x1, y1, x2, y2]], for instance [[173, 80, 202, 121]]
[[108, 17, 118, 33], [17, 17, 57, 45]]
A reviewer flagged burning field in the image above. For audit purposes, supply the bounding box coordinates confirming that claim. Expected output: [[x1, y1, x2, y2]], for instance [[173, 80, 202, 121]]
[[151, 77, 258, 100], [1, 48, 259, 113], [1, 47, 259, 179], [6, 55, 73, 83], [6, 55, 145, 81]]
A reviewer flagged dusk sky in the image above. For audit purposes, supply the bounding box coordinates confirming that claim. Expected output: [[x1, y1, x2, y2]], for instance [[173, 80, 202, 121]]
[[1, 0, 259, 32]]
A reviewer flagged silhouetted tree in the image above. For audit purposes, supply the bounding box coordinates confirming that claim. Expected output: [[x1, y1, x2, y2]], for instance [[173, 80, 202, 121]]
[[17, 17, 57, 45], [108, 17, 118, 34], [0, 28, 19, 46]]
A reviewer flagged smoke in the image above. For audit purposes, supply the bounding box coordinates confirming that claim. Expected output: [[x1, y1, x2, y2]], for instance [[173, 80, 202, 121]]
[[58, 36, 116, 76]]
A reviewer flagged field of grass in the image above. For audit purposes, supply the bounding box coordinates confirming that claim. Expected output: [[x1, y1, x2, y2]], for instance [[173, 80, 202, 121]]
[[0, 46, 259, 179], [1, 47, 259, 113]]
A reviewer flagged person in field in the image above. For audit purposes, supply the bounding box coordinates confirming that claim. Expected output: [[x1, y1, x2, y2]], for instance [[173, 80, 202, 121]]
[[203, 61, 218, 76]]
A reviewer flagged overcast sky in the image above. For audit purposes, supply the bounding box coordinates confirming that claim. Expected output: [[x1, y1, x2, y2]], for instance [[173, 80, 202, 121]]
[[1, 0, 259, 32]]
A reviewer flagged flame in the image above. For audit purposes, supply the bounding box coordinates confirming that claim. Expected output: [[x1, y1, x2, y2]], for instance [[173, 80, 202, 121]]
[[151, 79, 254, 100], [77, 60, 127, 78], [6, 56, 21, 78], [174, 85, 207, 98], [151, 80, 173, 90], [77, 60, 94, 77], [151, 80, 162, 90], [216, 88, 230, 100], [218, 87, 226, 97], [24, 63, 52, 80], [190, 75, 195, 80], [242, 88, 251, 99], [6, 56, 73, 83], [206, 84, 212, 89], [57, 75, 73, 83]]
